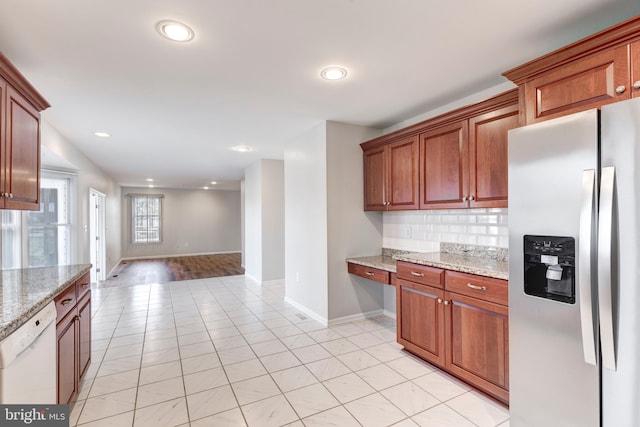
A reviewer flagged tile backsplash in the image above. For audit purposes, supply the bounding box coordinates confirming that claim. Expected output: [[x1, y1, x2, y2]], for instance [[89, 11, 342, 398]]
[[383, 208, 508, 252]]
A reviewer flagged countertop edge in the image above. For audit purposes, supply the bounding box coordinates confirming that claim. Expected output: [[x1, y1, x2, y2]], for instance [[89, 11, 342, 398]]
[[346, 257, 397, 273], [0, 265, 92, 341], [393, 255, 509, 280], [347, 254, 509, 281]]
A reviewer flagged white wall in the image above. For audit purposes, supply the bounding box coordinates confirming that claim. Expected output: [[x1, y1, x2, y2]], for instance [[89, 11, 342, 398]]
[[284, 121, 383, 323], [326, 121, 384, 320], [121, 186, 241, 259], [244, 162, 262, 282], [261, 160, 285, 282], [284, 123, 329, 321], [40, 120, 122, 275], [243, 159, 285, 284]]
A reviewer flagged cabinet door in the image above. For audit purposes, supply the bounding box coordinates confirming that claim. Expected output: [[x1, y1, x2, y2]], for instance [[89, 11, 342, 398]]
[[5, 86, 40, 210], [57, 310, 78, 405], [468, 104, 519, 208], [396, 278, 445, 367], [631, 40, 640, 98], [444, 291, 509, 404], [387, 136, 419, 210], [419, 121, 468, 209], [523, 45, 629, 124], [363, 145, 387, 211], [78, 294, 92, 379]]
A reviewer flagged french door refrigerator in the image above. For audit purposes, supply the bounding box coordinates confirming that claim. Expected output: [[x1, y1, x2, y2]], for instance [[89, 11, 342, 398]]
[[508, 97, 640, 427]]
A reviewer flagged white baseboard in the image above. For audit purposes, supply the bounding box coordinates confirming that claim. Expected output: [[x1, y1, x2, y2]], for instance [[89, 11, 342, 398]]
[[105, 258, 124, 279], [120, 251, 241, 261], [262, 279, 285, 286], [383, 309, 397, 320], [328, 309, 385, 326], [244, 273, 261, 285], [284, 297, 328, 326]]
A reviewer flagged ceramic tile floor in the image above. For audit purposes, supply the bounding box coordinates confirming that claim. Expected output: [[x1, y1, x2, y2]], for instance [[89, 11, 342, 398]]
[[70, 276, 510, 427]]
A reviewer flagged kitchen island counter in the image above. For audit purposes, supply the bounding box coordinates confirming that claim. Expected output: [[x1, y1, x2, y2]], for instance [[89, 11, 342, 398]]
[[0, 264, 91, 340]]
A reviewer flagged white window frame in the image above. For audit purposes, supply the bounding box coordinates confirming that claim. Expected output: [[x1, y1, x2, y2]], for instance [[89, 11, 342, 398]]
[[1, 169, 77, 269], [129, 193, 164, 244]]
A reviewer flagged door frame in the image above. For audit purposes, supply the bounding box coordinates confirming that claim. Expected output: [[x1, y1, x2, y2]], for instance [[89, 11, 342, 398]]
[[89, 189, 106, 282]]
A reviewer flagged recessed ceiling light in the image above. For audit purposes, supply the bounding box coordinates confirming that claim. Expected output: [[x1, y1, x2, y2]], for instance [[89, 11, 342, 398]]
[[210, 181, 217, 185], [320, 67, 348, 80], [231, 145, 253, 152], [94, 131, 111, 138], [156, 20, 194, 42], [146, 178, 154, 182], [203, 186, 209, 190], [148, 184, 154, 188]]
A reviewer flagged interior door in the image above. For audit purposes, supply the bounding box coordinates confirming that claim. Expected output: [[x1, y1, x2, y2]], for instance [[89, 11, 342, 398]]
[[89, 189, 106, 282]]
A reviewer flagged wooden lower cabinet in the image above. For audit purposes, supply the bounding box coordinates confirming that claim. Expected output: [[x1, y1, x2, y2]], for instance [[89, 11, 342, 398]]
[[56, 309, 78, 405], [397, 268, 509, 404], [445, 291, 509, 404], [55, 273, 91, 404], [396, 279, 445, 367]]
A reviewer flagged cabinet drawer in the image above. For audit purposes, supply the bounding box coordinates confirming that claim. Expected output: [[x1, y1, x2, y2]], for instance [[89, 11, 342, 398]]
[[445, 271, 508, 306], [76, 272, 91, 300], [397, 261, 444, 288], [54, 284, 77, 321], [348, 263, 390, 285]]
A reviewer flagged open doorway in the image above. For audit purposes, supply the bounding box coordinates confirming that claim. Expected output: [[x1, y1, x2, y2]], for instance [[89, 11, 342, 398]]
[[89, 189, 106, 282]]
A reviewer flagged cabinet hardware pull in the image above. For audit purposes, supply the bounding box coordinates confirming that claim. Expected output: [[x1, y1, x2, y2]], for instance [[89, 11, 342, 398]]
[[469, 195, 475, 201], [634, 81, 640, 90], [462, 196, 467, 202], [365, 271, 375, 276], [467, 283, 487, 291], [82, 283, 89, 287], [0, 192, 4, 198], [437, 298, 442, 304], [9, 193, 13, 199], [615, 85, 626, 94], [60, 298, 73, 305], [444, 300, 449, 305], [410, 271, 424, 277]]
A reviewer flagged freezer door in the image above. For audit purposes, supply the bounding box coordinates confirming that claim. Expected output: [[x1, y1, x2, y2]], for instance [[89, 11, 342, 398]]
[[508, 109, 599, 427], [600, 97, 640, 427]]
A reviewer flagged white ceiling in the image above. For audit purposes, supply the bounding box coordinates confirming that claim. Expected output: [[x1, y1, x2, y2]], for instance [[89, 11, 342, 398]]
[[0, 0, 639, 190]]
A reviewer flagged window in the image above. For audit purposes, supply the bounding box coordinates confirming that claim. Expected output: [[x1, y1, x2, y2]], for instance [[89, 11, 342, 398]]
[[130, 194, 163, 244], [1, 171, 76, 269]]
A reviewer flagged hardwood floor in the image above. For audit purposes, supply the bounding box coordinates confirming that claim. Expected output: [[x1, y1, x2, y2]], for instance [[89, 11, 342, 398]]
[[103, 253, 244, 286]]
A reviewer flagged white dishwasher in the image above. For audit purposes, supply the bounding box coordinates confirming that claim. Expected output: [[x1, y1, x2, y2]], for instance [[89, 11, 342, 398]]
[[0, 301, 57, 404]]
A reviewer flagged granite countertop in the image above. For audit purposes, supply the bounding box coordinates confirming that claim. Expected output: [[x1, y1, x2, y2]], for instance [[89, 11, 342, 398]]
[[0, 264, 92, 341], [347, 244, 509, 281]]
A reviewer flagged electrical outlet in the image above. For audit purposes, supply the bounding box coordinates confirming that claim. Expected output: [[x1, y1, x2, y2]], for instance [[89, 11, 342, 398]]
[[296, 272, 300, 282]]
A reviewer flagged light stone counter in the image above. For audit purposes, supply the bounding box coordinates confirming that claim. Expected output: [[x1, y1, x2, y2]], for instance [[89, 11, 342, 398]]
[[0, 264, 91, 340], [347, 244, 509, 281]]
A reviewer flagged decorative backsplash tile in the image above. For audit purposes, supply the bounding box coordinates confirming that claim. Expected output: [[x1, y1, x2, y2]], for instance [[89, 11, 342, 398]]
[[383, 208, 509, 251]]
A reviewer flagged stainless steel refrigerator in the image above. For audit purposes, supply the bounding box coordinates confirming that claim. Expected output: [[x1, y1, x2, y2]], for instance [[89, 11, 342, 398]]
[[508, 97, 640, 427]]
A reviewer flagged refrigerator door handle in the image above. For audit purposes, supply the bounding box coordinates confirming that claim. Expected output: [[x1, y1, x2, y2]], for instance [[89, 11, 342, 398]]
[[598, 166, 617, 371], [579, 169, 597, 366]]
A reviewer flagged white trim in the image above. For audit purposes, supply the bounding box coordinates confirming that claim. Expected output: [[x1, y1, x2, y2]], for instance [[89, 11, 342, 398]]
[[262, 279, 285, 286], [284, 297, 328, 326], [383, 309, 397, 320], [328, 309, 385, 326], [120, 251, 241, 261], [105, 258, 124, 280], [244, 272, 261, 285]]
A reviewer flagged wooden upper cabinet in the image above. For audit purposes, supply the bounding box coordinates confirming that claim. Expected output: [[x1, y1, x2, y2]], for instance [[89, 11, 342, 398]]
[[468, 104, 519, 208], [387, 136, 419, 210], [363, 145, 387, 210], [363, 135, 418, 211], [504, 15, 640, 124], [0, 52, 49, 210], [522, 46, 629, 123], [631, 40, 640, 97], [419, 121, 468, 209], [4, 86, 40, 210]]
